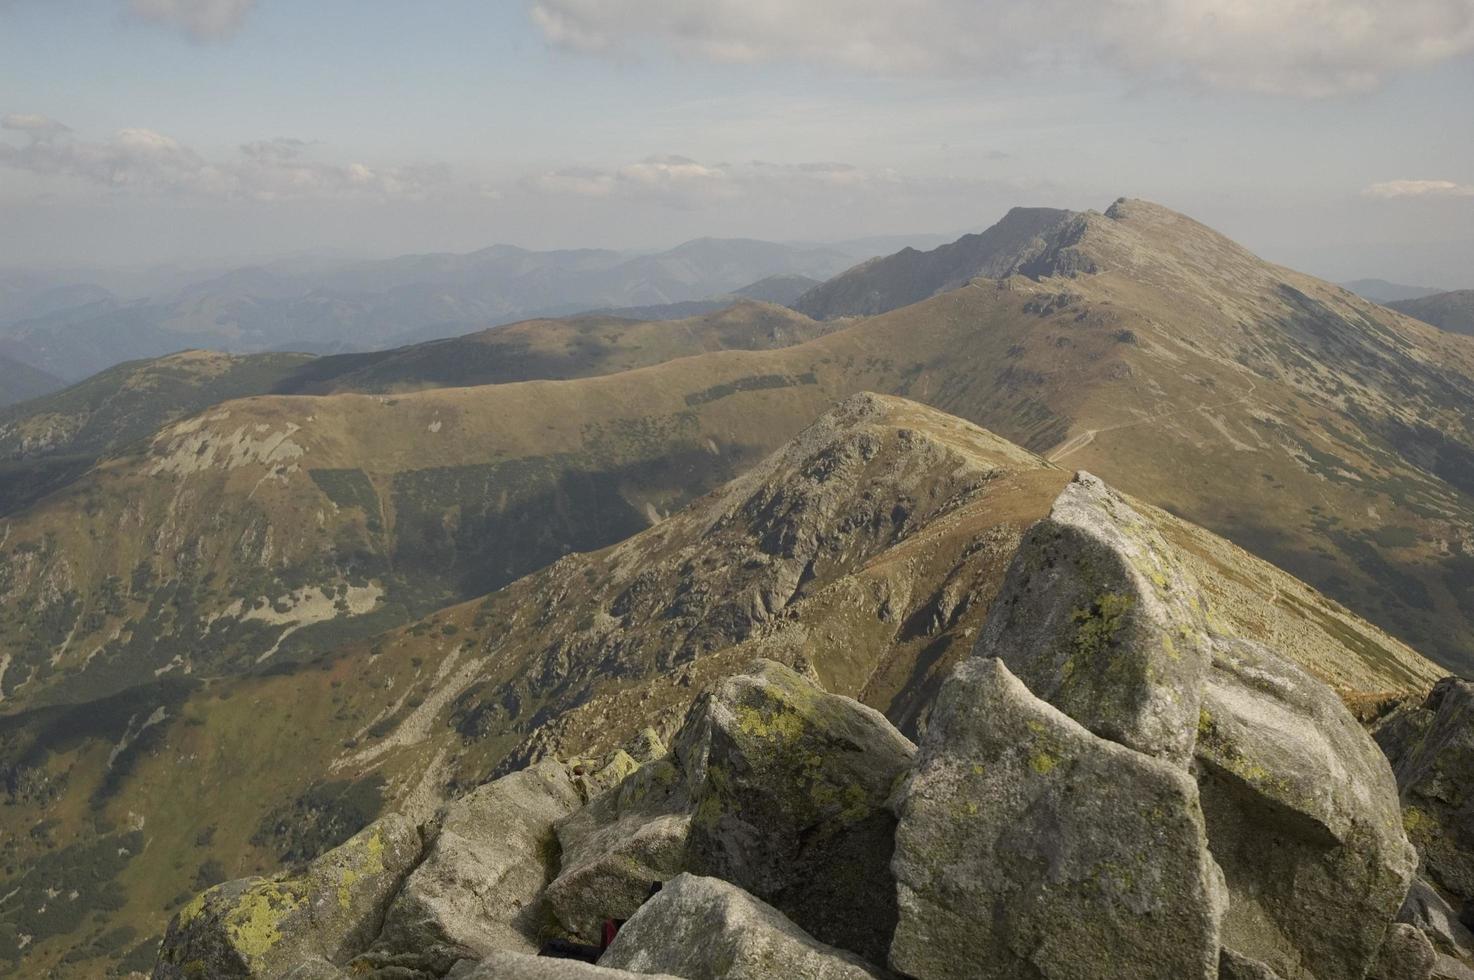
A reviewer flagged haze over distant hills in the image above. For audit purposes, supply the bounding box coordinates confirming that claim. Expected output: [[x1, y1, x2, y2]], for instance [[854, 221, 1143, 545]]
[[1390, 289, 1474, 337], [1342, 278, 1448, 304], [0, 238, 864, 383]]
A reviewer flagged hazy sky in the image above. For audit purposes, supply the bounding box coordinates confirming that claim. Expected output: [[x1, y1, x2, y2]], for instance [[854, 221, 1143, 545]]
[[2, 0, 1473, 285]]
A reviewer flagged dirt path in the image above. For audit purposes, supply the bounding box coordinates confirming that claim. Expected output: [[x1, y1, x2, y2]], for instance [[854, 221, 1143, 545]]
[[1047, 381, 1259, 463]]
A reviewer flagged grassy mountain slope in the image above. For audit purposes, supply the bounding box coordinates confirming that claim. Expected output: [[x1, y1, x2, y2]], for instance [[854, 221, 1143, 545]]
[[4, 197, 1474, 719], [0, 395, 1439, 979], [0, 351, 315, 516], [1391, 289, 1474, 336], [0, 355, 63, 409], [277, 301, 833, 395]]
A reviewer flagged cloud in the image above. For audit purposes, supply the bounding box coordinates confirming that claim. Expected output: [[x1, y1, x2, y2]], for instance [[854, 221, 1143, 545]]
[[0, 118, 451, 202], [524, 154, 1041, 211], [1362, 179, 1474, 199], [528, 0, 1474, 97], [127, 0, 258, 41], [2, 113, 72, 140]]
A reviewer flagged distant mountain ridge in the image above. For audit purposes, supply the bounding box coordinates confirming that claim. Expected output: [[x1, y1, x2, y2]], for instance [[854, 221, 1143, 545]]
[[1342, 278, 1446, 304], [793, 206, 1076, 319], [0, 354, 63, 408], [0, 239, 858, 381], [1391, 289, 1474, 336]]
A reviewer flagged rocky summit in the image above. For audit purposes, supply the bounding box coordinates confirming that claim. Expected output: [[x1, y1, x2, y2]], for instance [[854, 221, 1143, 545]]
[[147, 468, 1468, 980], [6, 201, 1474, 980]]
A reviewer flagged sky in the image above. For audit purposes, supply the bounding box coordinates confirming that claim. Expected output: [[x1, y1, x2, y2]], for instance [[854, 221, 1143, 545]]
[[1, 0, 1473, 286]]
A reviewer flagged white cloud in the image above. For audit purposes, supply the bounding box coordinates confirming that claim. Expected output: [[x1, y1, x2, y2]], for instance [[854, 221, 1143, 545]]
[[524, 154, 1042, 211], [1362, 179, 1474, 199], [0, 118, 451, 202], [528, 0, 1474, 97], [127, 0, 258, 41]]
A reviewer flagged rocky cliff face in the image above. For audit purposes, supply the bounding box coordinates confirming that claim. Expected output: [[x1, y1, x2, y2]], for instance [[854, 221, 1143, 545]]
[[151, 469, 1454, 980]]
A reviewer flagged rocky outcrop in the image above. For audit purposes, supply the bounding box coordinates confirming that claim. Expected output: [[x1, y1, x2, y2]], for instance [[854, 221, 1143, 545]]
[[674, 660, 916, 962], [543, 758, 693, 942], [1198, 637, 1416, 980], [1220, 950, 1285, 980], [1367, 924, 1436, 980], [893, 472, 1417, 980], [598, 873, 885, 979], [1400, 878, 1474, 962], [546, 659, 914, 964], [153, 815, 423, 979], [353, 760, 582, 975], [891, 656, 1227, 980], [1377, 678, 1474, 901], [447, 951, 679, 979], [978, 471, 1213, 764]]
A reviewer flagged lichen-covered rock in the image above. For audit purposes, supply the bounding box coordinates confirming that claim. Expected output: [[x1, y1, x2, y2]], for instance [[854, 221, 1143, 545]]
[[1220, 950, 1285, 980], [153, 814, 423, 978], [1377, 678, 1474, 902], [674, 659, 916, 963], [446, 950, 681, 979], [598, 873, 885, 979], [975, 471, 1213, 764], [1196, 638, 1417, 980], [1368, 924, 1436, 980], [354, 760, 582, 975], [1400, 878, 1474, 961], [545, 660, 914, 962], [891, 656, 1226, 980], [281, 958, 350, 979], [542, 752, 694, 942], [1435, 954, 1474, 980]]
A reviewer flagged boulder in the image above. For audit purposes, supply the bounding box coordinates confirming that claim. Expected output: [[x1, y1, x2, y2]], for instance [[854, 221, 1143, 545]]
[[1195, 638, 1417, 980], [543, 756, 693, 942], [354, 760, 582, 975], [1435, 955, 1474, 980], [674, 659, 916, 963], [598, 873, 885, 980], [1367, 924, 1436, 980], [545, 660, 914, 964], [890, 656, 1227, 980], [1220, 950, 1285, 980], [281, 958, 351, 980], [1400, 878, 1474, 960], [447, 950, 680, 979], [1376, 678, 1474, 902], [153, 814, 423, 978], [976, 471, 1213, 764]]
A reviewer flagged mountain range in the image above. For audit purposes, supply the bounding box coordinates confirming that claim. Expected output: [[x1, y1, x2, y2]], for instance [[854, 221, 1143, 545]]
[[1392, 290, 1474, 337], [0, 240, 865, 383], [4, 198, 1474, 976]]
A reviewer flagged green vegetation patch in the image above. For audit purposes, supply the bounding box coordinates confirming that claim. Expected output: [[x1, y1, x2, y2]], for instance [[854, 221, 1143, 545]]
[[308, 468, 380, 517], [684, 372, 818, 406], [250, 776, 386, 867]]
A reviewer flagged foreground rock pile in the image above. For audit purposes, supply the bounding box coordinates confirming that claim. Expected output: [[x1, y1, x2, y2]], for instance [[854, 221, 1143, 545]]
[[155, 473, 1470, 979]]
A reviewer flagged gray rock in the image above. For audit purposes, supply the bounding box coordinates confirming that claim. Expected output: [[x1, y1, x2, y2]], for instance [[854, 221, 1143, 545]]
[[1435, 954, 1474, 980], [356, 760, 582, 975], [1377, 678, 1474, 902], [153, 814, 423, 978], [546, 659, 914, 963], [1402, 878, 1474, 959], [448, 950, 680, 980], [890, 656, 1227, 980], [599, 873, 885, 979], [281, 958, 350, 980], [975, 471, 1213, 765], [1196, 638, 1417, 980], [674, 659, 916, 964], [1368, 924, 1436, 980], [1220, 950, 1285, 980], [543, 756, 694, 942]]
